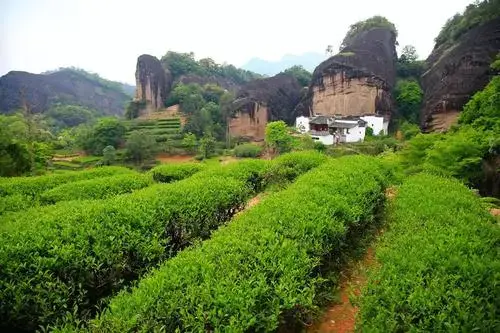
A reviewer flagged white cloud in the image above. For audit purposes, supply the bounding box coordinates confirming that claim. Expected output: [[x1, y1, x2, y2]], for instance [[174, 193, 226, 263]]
[[0, 0, 474, 84]]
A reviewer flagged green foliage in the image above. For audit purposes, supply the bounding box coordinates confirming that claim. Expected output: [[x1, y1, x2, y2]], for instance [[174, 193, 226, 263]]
[[39, 173, 152, 204], [233, 143, 263, 158], [45, 104, 97, 132], [394, 79, 423, 123], [263, 150, 327, 187], [424, 127, 485, 182], [198, 133, 216, 159], [340, 16, 397, 49], [265, 121, 293, 154], [182, 132, 197, 154], [83, 155, 388, 332], [0, 194, 34, 216], [0, 161, 270, 331], [161, 51, 261, 84], [396, 45, 424, 79], [149, 163, 204, 183], [124, 130, 158, 165], [283, 65, 312, 86], [434, 0, 500, 48], [399, 133, 441, 174], [124, 100, 146, 119], [358, 174, 499, 331], [458, 75, 500, 129], [296, 134, 316, 151], [102, 145, 116, 165], [82, 117, 126, 155], [399, 121, 421, 140]]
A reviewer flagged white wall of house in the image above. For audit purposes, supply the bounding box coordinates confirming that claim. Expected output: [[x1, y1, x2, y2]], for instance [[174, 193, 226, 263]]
[[360, 116, 388, 135], [343, 125, 366, 142], [311, 134, 334, 145], [295, 116, 310, 133]]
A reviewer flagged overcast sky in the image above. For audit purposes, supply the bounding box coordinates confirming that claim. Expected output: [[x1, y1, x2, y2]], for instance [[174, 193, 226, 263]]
[[1, 0, 474, 84]]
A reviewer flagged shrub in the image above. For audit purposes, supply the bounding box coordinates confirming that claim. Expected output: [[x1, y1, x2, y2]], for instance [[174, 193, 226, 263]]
[[78, 155, 388, 332], [0, 194, 35, 216], [149, 163, 205, 183], [233, 143, 263, 157], [39, 173, 153, 204], [0, 163, 262, 331], [358, 174, 500, 331], [0, 166, 135, 197], [263, 150, 328, 187]]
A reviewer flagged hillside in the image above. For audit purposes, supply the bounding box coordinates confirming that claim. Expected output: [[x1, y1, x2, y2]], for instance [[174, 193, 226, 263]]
[[0, 68, 132, 116]]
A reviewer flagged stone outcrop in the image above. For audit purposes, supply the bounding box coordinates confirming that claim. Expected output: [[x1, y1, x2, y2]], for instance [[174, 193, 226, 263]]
[[229, 73, 303, 141], [421, 18, 500, 132], [135, 54, 172, 112], [0, 69, 130, 115], [295, 28, 397, 119]]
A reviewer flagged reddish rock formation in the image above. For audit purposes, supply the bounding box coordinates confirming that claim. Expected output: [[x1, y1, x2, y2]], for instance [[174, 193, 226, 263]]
[[421, 18, 500, 132], [135, 54, 172, 112], [295, 28, 397, 119], [229, 73, 302, 141]]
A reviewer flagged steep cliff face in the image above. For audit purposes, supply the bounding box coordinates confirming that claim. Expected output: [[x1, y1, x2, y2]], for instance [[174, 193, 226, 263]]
[[135, 54, 172, 111], [0, 69, 130, 115], [229, 73, 302, 141], [295, 28, 397, 118], [421, 18, 500, 131]]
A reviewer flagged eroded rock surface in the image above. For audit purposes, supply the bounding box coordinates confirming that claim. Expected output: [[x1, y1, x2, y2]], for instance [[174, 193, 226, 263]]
[[229, 73, 302, 141], [295, 28, 397, 119], [421, 18, 500, 131], [135, 54, 172, 111]]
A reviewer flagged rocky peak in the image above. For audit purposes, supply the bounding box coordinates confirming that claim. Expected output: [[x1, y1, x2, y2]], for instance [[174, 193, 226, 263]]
[[295, 28, 397, 118], [421, 18, 500, 132], [135, 54, 172, 110]]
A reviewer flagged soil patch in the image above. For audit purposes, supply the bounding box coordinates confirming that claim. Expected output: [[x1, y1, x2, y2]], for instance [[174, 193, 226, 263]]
[[155, 154, 193, 164]]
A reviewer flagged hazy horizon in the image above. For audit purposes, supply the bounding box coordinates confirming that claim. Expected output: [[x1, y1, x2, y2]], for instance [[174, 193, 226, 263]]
[[1, 0, 474, 84]]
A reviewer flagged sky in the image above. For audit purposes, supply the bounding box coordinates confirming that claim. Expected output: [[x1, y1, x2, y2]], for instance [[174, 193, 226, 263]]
[[1, 0, 474, 84]]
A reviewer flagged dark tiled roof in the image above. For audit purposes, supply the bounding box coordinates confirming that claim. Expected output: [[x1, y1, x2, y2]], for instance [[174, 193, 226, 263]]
[[309, 115, 330, 125]]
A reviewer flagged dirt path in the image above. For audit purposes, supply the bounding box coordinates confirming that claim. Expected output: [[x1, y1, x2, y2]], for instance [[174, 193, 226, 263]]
[[307, 186, 397, 333], [155, 154, 193, 164]]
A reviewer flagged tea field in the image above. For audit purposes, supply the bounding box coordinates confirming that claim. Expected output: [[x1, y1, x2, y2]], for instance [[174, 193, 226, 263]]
[[0, 151, 498, 332]]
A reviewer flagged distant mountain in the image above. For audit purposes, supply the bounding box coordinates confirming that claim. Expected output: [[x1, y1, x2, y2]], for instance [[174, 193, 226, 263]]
[[120, 83, 136, 97], [241, 52, 326, 76], [0, 68, 132, 116]]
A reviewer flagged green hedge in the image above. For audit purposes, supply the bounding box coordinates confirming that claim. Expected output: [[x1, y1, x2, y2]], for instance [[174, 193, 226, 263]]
[[358, 174, 500, 331], [233, 143, 263, 157], [0, 194, 34, 216], [0, 166, 135, 197], [40, 173, 153, 204], [78, 155, 387, 332], [149, 163, 204, 183], [0, 162, 268, 331]]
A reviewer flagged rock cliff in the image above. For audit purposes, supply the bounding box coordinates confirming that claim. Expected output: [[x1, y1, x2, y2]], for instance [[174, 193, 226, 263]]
[[0, 69, 130, 115], [229, 73, 302, 141], [135, 54, 172, 112], [295, 28, 397, 118], [421, 18, 500, 131]]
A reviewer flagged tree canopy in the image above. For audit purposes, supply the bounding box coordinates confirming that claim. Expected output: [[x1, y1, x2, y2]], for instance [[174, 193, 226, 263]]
[[434, 0, 500, 48], [283, 65, 312, 87], [340, 16, 397, 49]]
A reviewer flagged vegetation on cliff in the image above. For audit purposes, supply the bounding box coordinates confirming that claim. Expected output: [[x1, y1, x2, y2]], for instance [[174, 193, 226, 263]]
[[434, 0, 500, 48], [340, 15, 397, 49]]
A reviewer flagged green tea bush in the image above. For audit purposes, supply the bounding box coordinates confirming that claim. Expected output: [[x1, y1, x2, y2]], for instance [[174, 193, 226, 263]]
[[0, 194, 34, 215], [233, 143, 263, 157], [0, 166, 135, 197], [39, 173, 153, 204], [263, 150, 328, 186], [149, 163, 204, 183], [358, 174, 500, 331], [0, 163, 266, 331], [79, 155, 388, 332]]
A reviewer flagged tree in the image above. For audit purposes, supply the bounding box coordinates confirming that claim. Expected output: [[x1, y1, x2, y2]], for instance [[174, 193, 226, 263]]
[[283, 65, 312, 87], [198, 133, 216, 159], [265, 121, 293, 154], [84, 118, 126, 155], [102, 145, 116, 165], [399, 45, 418, 63], [325, 45, 333, 56], [45, 104, 96, 132], [340, 16, 397, 49], [125, 130, 157, 165], [394, 79, 423, 123], [125, 100, 146, 119], [182, 133, 197, 154]]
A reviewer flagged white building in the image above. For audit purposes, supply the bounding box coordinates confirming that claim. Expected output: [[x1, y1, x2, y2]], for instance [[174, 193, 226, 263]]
[[295, 114, 388, 145]]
